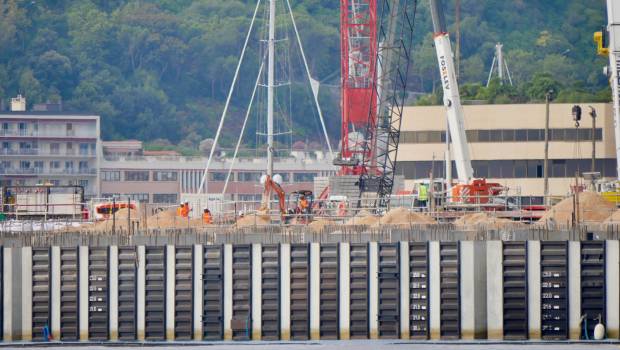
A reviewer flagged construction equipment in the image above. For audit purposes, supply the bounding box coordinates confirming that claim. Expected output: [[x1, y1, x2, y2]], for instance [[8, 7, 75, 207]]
[[429, 0, 473, 184], [356, 0, 418, 208], [260, 174, 286, 216], [335, 0, 378, 175], [2, 185, 85, 219]]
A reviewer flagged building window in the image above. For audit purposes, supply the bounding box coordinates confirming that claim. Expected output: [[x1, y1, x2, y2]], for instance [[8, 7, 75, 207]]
[[238, 194, 262, 201], [66, 123, 74, 136], [79, 143, 89, 155], [49, 161, 60, 169], [209, 172, 227, 181], [102, 193, 121, 199], [79, 180, 89, 188], [153, 171, 178, 181], [402, 128, 603, 143], [78, 161, 89, 171], [293, 172, 317, 182], [102, 171, 121, 181], [125, 171, 149, 181], [50, 143, 60, 155], [1, 122, 8, 131], [126, 193, 149, 202], [153, 193, 177, 203], [239, 172, 261, 182], [34, 161, 43, 170], [49, 180, 60, 186], [65, 161, 73, 170], [66, 142, 74, 155], [90, 143, 96, 155], [20, 160, 30, 169]]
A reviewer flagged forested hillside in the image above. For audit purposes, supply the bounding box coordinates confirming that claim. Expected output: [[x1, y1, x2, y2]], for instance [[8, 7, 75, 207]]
[[0, 0, 610, 151]]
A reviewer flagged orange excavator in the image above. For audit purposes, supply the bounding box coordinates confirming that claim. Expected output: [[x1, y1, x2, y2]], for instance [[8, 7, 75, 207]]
[[261, 175, 286, 218]]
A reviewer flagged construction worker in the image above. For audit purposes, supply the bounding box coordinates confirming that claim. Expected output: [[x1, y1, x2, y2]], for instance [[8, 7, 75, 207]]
[[417, 183, 428, 210], [202, 208, 213, 224], [177, 202, 184, 217], [299, 195, 309, 214], [181, 201, 190, 218]]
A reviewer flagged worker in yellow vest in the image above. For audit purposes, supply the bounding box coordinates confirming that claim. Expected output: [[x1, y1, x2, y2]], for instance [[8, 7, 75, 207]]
[[417, 184, 428, 210]]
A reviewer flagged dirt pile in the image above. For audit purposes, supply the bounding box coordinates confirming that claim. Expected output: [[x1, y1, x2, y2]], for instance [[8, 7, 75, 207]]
[[345, 210, 379, 226], [234, 210, 271, 228], [454, 212, 521, 229], [538, 192, 616, 225], [308, 219, 336, 232], [374, 207, 436, 227]]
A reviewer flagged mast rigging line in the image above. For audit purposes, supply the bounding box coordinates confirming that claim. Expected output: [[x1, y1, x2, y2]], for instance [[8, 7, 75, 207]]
[[197, 0, 262, 195], [285, 0, 334, 159], [222, 61, 266, 196]]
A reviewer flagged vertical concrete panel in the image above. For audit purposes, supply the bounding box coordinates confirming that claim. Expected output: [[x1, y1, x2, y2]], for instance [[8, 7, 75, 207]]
[[568, 241, 581, 340], [165, 245, 175, 340], [339, 243, 350, 340], [528, 241, 541, 339], [251, 243, 262, 340], [108, 246, 118, 341], [473, 241, 488, 339], [193, 244, 203, 340], [368, 242, 378, 339], [280, 244, 291, 340], [223, 244, 233, 340], [21, 247, 32, 341], [606, 240, 620, 339], [3, 247, 11, 341], [400, 241, 410, 339], [429, 241, 441, 340], [79, 246, 89, 340], [486, 241, 503, 339], [310, 243, 321, 340], [51, 246, 61, 340], [136, 246, 146, 341]]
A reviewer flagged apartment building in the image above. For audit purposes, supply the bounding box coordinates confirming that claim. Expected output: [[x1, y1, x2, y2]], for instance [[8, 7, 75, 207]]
[[0, 107, 101, 198], [397, 102, 616, 204]]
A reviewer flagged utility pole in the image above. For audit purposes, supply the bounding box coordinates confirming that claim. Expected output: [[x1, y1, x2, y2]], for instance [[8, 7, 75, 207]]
[[543, 90, 553, 206], [590, 106, 597, 172]]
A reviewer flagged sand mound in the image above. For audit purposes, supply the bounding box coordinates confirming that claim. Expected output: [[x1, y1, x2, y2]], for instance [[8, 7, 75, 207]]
[[235, 210, 271, 227], [112, 208, 139, 218], [604, 208, 620, 223], [539, 192, 616, 225], [454, 212, 521, 229], [308, 219, 335, 232], [375, 207, 436, 226], [345, 210, 379, 226]]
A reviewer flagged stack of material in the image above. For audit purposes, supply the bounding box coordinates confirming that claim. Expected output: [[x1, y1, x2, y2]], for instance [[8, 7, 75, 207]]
[[454, 212, 521, 229], [308, 219, 336, 232], [345, 210, 380, 226], [538, 192, 616, 225], [373, 207, 436, 227]]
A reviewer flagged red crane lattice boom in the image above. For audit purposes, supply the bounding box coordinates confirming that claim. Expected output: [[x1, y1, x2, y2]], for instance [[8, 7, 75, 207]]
[[339, 0, 378, 175]]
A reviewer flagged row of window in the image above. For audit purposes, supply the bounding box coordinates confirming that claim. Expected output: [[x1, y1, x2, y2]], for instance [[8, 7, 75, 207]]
[[101, 193, 179, 204], [1, 179, 89, 188], [1, 141, 96, 155], [401, 128, 604, 144], [102, 170, 318, 183], [1, 160, 91, 170], [396, 158, 618, 180]]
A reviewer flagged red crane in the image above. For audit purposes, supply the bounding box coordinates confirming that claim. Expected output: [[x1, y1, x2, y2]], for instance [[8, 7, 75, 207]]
[[336, 0, 378, 175]]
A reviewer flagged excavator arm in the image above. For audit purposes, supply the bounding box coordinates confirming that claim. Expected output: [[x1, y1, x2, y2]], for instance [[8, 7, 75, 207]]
[[262, 175, 286, 215]]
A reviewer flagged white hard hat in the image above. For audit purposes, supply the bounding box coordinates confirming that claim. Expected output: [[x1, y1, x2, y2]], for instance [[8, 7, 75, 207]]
[[273, 174, 283, 185], [203, 207, 208, 210]]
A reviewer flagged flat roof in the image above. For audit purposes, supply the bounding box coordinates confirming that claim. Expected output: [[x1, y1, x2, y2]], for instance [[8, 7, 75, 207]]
[[0, 112, 99, 120]]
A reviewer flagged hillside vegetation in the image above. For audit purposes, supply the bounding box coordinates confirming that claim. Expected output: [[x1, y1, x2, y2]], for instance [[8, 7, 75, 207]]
[[0, 0, 610, 150]]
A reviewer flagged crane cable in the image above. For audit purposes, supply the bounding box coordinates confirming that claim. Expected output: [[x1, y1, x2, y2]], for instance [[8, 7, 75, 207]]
[[197, 0, 262, 195]]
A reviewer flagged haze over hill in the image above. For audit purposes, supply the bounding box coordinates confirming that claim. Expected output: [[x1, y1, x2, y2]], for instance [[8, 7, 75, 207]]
[[0, 0, 610, 153]]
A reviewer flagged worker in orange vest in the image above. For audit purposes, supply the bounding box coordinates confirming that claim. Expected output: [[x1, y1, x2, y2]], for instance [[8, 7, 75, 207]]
[[181, 201, 190, 218], [177, 202, 184, 217], [202, 208, 213, 224], [299, 195, 309, 213]]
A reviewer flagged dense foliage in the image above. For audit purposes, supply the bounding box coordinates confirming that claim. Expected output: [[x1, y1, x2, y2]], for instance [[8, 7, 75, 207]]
[[0, 0, 610, 151]]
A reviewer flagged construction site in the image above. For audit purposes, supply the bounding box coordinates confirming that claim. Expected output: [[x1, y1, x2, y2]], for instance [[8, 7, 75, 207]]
[[2, 0, 620, 348]]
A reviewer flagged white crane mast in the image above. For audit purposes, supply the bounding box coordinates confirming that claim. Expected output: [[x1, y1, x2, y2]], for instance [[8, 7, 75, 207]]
[[428, 0, 473, 183], [606, 0, 620, 180]]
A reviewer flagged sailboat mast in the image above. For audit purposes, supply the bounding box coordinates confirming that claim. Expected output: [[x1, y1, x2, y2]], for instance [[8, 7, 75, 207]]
[[267, 0, 276, 178]]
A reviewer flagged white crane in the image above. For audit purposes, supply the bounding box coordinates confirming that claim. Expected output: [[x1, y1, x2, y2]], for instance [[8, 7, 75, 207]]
[[428, 0, 473, 183], [602, 0, 620, 180]]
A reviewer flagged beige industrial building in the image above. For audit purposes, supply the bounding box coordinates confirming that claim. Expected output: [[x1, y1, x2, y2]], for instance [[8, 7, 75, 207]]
[[397, 103, 616, 204]]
